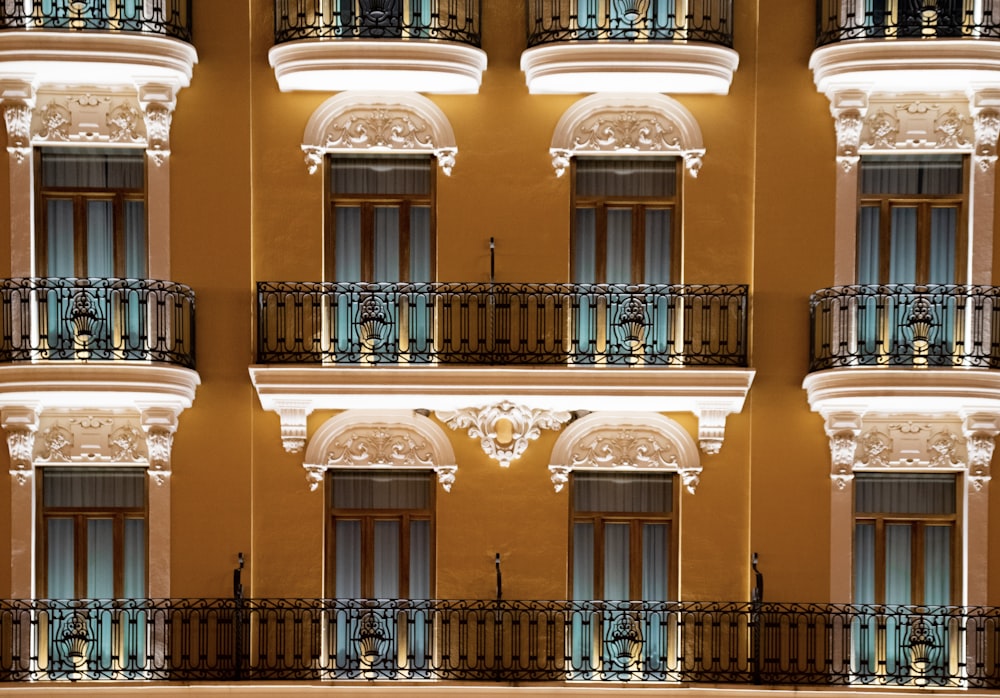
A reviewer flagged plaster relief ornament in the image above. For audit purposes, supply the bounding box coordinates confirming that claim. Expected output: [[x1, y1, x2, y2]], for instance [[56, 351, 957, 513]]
[[835, 110, 864, 171], [935, 108, 970, 149], [109, 424, 144, 462], [145, 427, 174, 486], [437, 401, 572, 468], [108, 103, 143, 143], [326, 426, 435, 469], [928, 430, 963, 468], [829, 431, 857, 489], [323, 108, 434, 152], [6, 428, 34, 486], [866, 108, 899, 149], [36, 101, 71, 141], [857, 429, 891, 468], [143, 103, 172, 167], [40, 425, 72, 462], [967, 433, 995, 491]]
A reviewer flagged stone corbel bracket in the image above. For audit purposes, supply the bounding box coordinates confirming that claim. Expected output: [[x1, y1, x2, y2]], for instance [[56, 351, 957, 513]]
[[2, 405, 39, 486], [822, 411, 863, 490], [436, 401, 572, 468], [140, 406, 178, 487], [275, 400, 313, 454], [962, 412, 999, 492]]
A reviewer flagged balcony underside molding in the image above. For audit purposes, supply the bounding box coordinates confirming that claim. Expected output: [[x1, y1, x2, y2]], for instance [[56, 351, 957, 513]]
[[268, 40, 487, 94], [803, 368, 1000, 417], [0, 31, 197, 90], [0, 363, 200, 414], [810, 40, 1000, 96], [250, 365, 754, 456], [521, 43, 739, 95]]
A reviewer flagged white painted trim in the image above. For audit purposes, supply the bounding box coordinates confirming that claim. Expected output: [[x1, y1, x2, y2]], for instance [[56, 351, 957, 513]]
[[549, 92, 706, 177], [521, 43, 738, 95], [269, 40, 486, 94]]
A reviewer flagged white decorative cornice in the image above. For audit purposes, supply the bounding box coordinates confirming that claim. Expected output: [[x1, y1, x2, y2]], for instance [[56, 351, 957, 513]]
[[549, 412, 701, 494], [303, 410, 457, 492], [302, 91, 458, 176], [521, 42, 739, 95], [269, 39, 486, 94], [437, 401, 571, 468], [550, 93, 705, 178]]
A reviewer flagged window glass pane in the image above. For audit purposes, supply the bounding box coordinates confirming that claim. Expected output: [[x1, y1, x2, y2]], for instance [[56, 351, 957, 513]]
[[888, 206, 917, 283], [606, 210, 632, 283], [857, 206, 881, 285], [644, 209, 672, 284], [335, 519, 361, 598], [642, 522, 670, 601], [574, 473, 673, 513], [373, 207, 400, 282], [87, 200, 114, 277], [47, 518, 75, 598], [575, 158, 677, 197], [373, 520, 400, 598], [924, 525, 951, 605], [87, 518, 115, 598], [329, 156, 430, 196], [41, 148, 144, 189], [410, 207, 431, 281], [330, 471, 431, 509], [604, 523, 630, 600], [410, 519, 431, 599], [854, 522, 875, 604], [125, 200, 147, 277], [929, 207, 957, 284], [334, 207, 362, 281], [855, 473, 955, 514], [43, 468, 145, 508], [860, 155, 964, 195], [574, 208, 597, 283], [572, 521, 594, 600], [47, 199, 75, 276], [885, 523, 912, 605], [124, 517, 145, 599]]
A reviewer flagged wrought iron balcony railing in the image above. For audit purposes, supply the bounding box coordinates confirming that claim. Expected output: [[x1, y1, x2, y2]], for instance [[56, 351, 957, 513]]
[[0, 278, 196, 369], [0, 0, 193, 42], [1, 598, 998, 686], [274, 0, 482, 45], [809, 284, 1000, 372], [816, 0, 1000, 46], [256, 281, 748, 367], [527, 0, 734, 47]]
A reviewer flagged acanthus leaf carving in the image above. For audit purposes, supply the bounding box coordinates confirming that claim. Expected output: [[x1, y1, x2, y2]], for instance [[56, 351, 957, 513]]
[[142, 103, 172, 167], [325, 426, 435, 469], [865, 108, 899, 149], [37, 101, 71, 141], [4, 102, 32, 163], [928, 430, 963, 468], [6, 428, 35, 485], [974, 108, 1000, 171], [323, 108, 435, 151], [437, 401, 571, 468], [40, 425, 72, 462], [108, 102, 143, 143], [857, 429, 891, 468], [835, 109, 864, 171], [935, 107, 970, 149], [109, 424, 144, 462]]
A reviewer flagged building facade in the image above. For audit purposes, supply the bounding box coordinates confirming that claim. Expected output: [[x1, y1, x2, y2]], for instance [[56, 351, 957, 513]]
[[0, 1, 999, 696]]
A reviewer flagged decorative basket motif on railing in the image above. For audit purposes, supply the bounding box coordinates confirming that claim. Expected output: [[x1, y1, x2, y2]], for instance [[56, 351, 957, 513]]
[[815, 0, 1000, 45], [808, 284, 1000, 371], [526, 0, 733, 47], [0, 0, 192, 41], [256, 281, 748, 367]]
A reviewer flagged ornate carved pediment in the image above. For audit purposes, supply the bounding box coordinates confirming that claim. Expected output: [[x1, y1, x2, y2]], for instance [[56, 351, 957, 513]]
[[36, 414, 149, 465], [437, 401, 571, 469], [303, 411, 458, 492], [549, 412, 702, 494], [302, 92, 458, 175], [550, 93, 706, 177]]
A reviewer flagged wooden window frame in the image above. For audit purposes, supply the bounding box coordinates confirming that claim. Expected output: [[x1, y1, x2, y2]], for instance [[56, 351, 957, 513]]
[[35, 148, 147, 279], [325, 472, 436, 599], [570, 157, 681, 285], [570, 473, 678, 601], [323, 157, 437, 283]]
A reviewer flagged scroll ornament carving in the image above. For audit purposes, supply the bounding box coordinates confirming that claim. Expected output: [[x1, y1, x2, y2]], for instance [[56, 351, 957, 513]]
[[835, 110, 864, 172], [40, 425, 72, 462], [857, 430, 890, 468], [563, 110, 703, 177], [143, 104, 172, 167], [866, 109, 898, 150], [110, 424, 144, 462], [4, 102, 32, 163], [437, 401, 572, 468], [829, 431, 857, 489], [108, 103, 143, 144], [324, 426, 458, 491], [935, 108, 970, 149], [37, 101, 71, 141], [7, 428, 35, 485], [967, 433, 995, 491], [974, 109, 1000, 171], [928, 430, 963, 468]]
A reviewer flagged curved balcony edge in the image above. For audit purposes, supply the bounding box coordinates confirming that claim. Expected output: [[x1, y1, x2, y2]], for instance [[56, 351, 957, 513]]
[[0, 1, 192, 43]]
